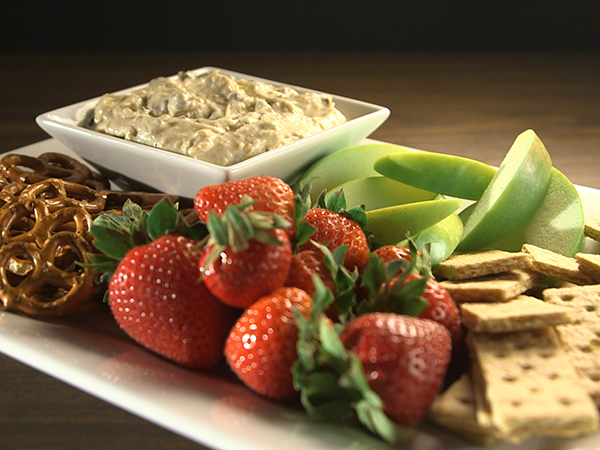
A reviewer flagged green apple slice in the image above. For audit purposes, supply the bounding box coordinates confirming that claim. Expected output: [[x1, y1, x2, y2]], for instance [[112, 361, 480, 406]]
[[492, 168, 585, 256], [296, 143, 407, 201], [456, 129, 553, 253], [325, 176, 436, 211], [366, 198, 462, 246], [399, 212, 464, 266], [374, 151, 497, 200]]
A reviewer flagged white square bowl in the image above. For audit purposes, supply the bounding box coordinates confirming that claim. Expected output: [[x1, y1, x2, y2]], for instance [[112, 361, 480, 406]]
[[36, 67, 390, 199]]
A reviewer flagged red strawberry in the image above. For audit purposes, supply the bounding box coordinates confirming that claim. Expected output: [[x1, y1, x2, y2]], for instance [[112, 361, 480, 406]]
[[284, 249, 336, 296], [200, 226, 293, 309], [225, 287, 313, 400], [298, 208, 369, 272], [372, 245, 413, 263], [340, 313, 452, 428], [361, 243, 463, 349], [108, 234, 236, 369], [402, 273, 464, 348], [194, 176, 296, 236]]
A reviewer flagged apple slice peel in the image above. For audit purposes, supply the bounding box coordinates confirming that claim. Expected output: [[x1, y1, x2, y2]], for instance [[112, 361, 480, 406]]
[[456, 129, 553, 253]]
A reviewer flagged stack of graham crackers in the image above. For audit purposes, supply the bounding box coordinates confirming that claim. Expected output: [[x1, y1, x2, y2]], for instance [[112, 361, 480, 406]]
[[427, 212, 600, 445]]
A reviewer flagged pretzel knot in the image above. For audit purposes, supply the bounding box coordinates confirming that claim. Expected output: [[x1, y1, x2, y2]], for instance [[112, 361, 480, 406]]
[[0, 199, 93, 247], [0, 183, 27, 209], [19, 178, 106, 215], [0, 231, 96, 316], [0, 152, 92, 184], [0, 152, 111, 191]]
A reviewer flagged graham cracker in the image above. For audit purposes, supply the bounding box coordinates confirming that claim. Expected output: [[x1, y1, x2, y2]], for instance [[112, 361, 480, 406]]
[[543, 284, 600, 405], [428, 373, 500, 445], [440, 269, 544, 303], [522, 244, 596, 285], [460, 295, 573, 333], [467, 327, 599, 443], [584, 212, 600, 242], [542, 284, 600, 324], [576, 252, 600, 282], [435, 250, 532, 281]]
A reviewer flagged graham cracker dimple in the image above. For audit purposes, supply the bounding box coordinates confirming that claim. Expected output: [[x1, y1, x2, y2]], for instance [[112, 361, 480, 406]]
[[522, 244, 597, 285], [460, 295, 573, 333], [467, 327, 600, 443], [543, 284, 600, 405], [440, 269, 544, 303]]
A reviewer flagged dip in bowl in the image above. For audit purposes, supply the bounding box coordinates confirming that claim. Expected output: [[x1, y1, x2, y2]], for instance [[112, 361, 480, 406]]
[[36, 67, 390, 199]]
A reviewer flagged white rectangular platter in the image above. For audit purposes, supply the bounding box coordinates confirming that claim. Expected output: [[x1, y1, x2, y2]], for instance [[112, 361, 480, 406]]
[[1, 138, 599, 450]]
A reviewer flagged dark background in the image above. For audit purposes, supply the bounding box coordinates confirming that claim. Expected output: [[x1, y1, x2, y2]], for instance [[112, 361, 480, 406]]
[[3, 1, 600, 52]]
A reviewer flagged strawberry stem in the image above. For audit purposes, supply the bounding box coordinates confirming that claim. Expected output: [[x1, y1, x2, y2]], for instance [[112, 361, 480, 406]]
[[199, 195, 291, 274], [358, 237, 433, 317], [86, 198, 207, 278], [292, 276, 414, 444]]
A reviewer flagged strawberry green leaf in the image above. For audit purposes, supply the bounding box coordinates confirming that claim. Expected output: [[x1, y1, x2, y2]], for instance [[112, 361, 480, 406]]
[[271, 214, 292, 230], [325, 189, 347, 213], [292, 177, 313, 223], [360, 254, 385, 300], [227, 221, 250, 252], [321, 243, 358, 320], [90, 227, 134, 260], [322, 189, 368, 229], [310, 274, 335, 316], [227, 205, 254, 237], [146, 198, 178, 240], [345, 206, 368, 229], [355, 395, 412, 444], [293, 283, 413, 445], [172, 213, 208, 240], [295, 316, 318, 372], [340, 353, 414, 444], [204, 195, 291, 254], [338, 353, 378, 403], [88, 198, 206, 282], [130, 213, 151, 246], [84, 253, 120, 280], [331, 244, 349, 268], [122, 199, 144, 223], [384, 258, 411, 281], [294, 221, 317, 247], [206, 211, 228, 246], [91, 213, 132, 233], [307, 244, 357, 320], [318, 316, 349, 373], [313, 189, 328, 209], [389, 276, 430, 317], [297, 371, 356, 422], [253, 228, 285, 247]]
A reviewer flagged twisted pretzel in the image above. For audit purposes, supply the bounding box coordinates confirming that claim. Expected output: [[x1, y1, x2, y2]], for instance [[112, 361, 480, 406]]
[[0, 172, 10, 189], [0, 231, 96, 316], [19, 178, 106, 215], [0, 183, 27, 209], [0, 151, 187, 317], [0, 199, 50, 246], [0, 199, 94, 247], [0, 152, 110, 191], [1, 153, 91, 184]]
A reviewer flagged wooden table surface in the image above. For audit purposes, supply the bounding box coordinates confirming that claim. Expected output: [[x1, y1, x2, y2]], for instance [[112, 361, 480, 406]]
[[1, 50, 599, 449]]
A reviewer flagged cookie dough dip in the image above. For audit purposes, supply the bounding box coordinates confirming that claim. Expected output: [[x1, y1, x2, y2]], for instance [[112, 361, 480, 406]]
[[87, 70, 347, 166]]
